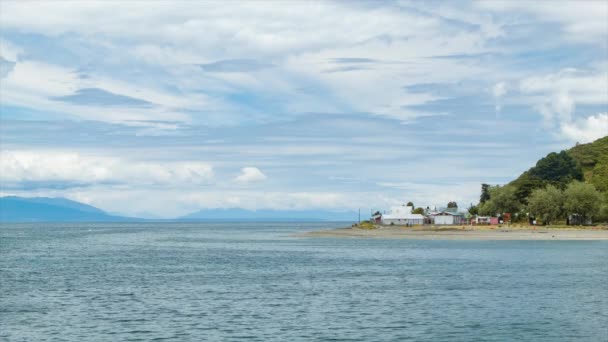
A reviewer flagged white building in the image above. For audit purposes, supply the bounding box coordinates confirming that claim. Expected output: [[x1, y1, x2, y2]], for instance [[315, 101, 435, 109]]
[[431, 211, 466, 225], [381, 205, 425, 225], [474, 216, 491, 224]]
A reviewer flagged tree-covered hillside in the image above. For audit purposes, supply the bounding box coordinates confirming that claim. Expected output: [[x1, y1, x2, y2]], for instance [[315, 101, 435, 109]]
[[568, 136, 608, 192], [477, 136, 608, 223], [508, 136, 607, 202]]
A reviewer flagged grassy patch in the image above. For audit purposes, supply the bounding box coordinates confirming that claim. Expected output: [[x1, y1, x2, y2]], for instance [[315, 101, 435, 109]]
[[355, 220, 376, 229]]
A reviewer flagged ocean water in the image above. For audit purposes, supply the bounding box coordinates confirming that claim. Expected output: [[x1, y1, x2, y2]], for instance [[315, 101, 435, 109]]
[[1, 222, 607, 341]]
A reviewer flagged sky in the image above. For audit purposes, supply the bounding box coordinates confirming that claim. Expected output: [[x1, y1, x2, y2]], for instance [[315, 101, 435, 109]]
[[0, 1, 607, 218]]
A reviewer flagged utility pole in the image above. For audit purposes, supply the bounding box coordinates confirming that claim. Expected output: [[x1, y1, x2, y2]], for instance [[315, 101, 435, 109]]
[[358, 208, 361, 224]]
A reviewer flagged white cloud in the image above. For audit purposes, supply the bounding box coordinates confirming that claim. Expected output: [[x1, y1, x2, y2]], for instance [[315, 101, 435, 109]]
[[3, 61, 79, 97], [520, 69, 608, 133], [1, 1, 606, 217], [0, 39, 23, 61], [0, 2, 437, 56], [533, 90, 576, 126], [519, 69, 607, 105], [492, 81, 507, 114], [0, 2, 502, 122], [0, 150, 214, 186], [2, 1, 603, 124], [0, 59, 201, 124], [0, 187, 391, 218], [493, 82, 507, 98], [560, 113, 608, 144], [234, 167, 267, 184], [87, 74, 206, 109], [478, 1, 608, 42]]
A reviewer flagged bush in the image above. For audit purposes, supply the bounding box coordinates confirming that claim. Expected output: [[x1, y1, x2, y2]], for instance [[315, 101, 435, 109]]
[[563, 181, 602, 223], [479, 185, 521, 216], [527, 185, 563, 225]]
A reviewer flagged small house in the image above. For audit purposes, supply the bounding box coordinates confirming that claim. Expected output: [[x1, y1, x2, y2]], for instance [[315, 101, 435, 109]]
[[431, 211, 466, 225], [473, 216, 491, 225], [371, 211, 382, 224], [381, 205, 425, 225]]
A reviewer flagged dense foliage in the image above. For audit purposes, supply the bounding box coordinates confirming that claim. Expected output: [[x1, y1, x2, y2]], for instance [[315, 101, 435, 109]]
[[529, 151, 583, 184], [475, 136, 608, 224], [568, 136, 608, 192], [510, 150, 583, 203], [480, 184, 490, 203], [563, 182, 603, 222], [478, 185, 520, 216], [467, 204, 479, 216], [527, 185, 564, 225], [412, 207, 425, 215]]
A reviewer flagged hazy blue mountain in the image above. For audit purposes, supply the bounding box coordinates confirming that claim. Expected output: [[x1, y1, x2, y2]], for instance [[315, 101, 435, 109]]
[[180, 208, 359, 222], [1, 196, 359, 222], [0, 196, 133, 222], [13, 197, 106, 214]]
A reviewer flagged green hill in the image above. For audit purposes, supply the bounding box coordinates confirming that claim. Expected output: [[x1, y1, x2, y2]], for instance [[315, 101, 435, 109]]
[[0, 196, 135, 222], [568, 136, 608, 192], [476, 136, 608, 222], [509, 136, 608, 203]]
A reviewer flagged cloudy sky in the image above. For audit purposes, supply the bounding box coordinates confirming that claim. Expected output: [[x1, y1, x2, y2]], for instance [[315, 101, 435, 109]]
[[1, 1, 607, 217]]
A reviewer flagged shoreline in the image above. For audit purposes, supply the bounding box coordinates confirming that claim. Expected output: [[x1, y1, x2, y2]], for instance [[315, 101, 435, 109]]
[[297, 225, 608, 240]]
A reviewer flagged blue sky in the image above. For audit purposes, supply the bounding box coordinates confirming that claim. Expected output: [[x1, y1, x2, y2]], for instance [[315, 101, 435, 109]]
[[1, 1, 607, 218]]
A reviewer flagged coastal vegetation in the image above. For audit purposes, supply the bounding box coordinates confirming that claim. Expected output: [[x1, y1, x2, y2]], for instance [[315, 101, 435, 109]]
[[527, 185, 563, 225], [355, 220, 376, 229], [477, 136, 608, 225], [412, 207, 425, 215]]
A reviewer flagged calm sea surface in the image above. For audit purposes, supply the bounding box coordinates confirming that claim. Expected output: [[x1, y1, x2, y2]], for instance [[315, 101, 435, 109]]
[[1, 222, 607, 341]]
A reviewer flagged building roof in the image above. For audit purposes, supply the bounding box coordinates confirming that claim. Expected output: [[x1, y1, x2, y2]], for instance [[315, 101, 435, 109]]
[[383, 213, 425, 220], [382, 205, 425, 220], [432, 211, 464, 216]]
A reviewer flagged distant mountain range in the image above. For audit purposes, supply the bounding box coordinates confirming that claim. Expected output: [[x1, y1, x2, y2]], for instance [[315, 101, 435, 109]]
[[0, 196, 358, 222], [0, 196, 135, 222]]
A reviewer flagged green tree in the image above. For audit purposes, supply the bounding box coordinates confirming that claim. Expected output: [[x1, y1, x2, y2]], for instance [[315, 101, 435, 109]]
[[480, 184, 491, 204], [512, 173, 545, 204], [598, 201, 608, 223], [467, 203, 479, 216], [567, 136, 608, 193], [478, 199, 496, 216], [527, 185, 563, 225], [589, 163, 608, 192], [406, 201, 414, 208], [412, 207, 425, 215], [479, 185, 521, 216], [563, 181, 602, 223], [447, 201, 458, 208], [529, 151, 583, 187]]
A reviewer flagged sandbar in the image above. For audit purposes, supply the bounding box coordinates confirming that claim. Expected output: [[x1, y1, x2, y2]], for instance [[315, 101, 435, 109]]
[[297, 225, 608, 240]]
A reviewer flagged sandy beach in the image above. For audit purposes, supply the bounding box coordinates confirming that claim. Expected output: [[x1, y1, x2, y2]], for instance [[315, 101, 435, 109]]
[[298, 225, 608, 240]]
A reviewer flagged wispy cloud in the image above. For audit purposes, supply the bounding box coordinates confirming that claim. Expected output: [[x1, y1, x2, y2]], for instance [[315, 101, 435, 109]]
[[560, 113, 608, 144], [330, 58, 380, 64], [234, 167, 267, 184], [53, 88, 153, 107], [200, 59, 274, 73], [0, 150, 214, 189], [0, 57, 15, 78], [0, 1, 606, 215]]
